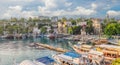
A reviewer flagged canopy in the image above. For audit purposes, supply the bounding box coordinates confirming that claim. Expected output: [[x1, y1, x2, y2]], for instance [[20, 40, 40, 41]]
[[36, 56, 54, 64], [64, 52, 81, 58]]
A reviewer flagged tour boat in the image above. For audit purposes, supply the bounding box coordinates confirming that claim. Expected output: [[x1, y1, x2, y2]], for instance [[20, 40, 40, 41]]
[[88, 50, 104, 65], [95, 44, 120, 61], [53, 52, 89, 65], [72, 44, 93, 54]]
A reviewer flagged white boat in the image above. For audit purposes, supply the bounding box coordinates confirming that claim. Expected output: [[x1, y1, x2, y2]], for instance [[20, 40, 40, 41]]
[[53, 52, 90, 65], [73, 44, 93, 54], [88, 50, 104, 65], [19, 56, 54, 65]]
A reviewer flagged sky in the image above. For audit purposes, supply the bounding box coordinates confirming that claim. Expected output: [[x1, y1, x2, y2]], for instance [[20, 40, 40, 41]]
[[0, 0, 120, 19]]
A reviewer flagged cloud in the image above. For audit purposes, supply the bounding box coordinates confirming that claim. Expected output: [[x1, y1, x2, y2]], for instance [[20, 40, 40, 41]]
[[38, 5, 96, 16], [41, 0, 58, 9], [65, 2, 72, 7], [91, 3, 97, 10], [3, 6, 35, 19], [107, 10, 120, 17]]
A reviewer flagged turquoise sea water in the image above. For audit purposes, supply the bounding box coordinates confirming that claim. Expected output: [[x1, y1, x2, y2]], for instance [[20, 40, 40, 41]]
[[0, 37, 74, 65]]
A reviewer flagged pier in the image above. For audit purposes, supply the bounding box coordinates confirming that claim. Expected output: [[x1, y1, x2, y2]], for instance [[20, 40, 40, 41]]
[[31, 43, 69, 53]]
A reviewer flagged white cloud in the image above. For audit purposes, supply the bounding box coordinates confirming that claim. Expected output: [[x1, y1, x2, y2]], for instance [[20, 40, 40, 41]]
[[3, 6, 35, 19], [107, 10, 120, 16], [41, 0, 57, 9], [1, 0, 34, 2], [91, 3, 97, 10], [65, 2, 72, 7], [38, 6, 96, 16]]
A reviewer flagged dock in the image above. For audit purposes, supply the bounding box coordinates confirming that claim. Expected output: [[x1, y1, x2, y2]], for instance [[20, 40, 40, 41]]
[[32, 43, 68, 53]]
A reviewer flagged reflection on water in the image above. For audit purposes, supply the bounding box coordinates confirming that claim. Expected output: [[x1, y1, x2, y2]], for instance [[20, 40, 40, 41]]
[[0, 38, 74, 65]]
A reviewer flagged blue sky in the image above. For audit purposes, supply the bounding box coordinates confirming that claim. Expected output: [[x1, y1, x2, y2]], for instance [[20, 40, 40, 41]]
[[0, 0, 120, 19]]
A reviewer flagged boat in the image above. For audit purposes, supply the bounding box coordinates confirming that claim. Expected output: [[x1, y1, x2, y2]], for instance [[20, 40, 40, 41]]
[[88, 50, 104, 65], [35, 56, 55, 65], [19, 60, 37, 65], [19, 56, 55, 65], [95, 44, 120, 61], [72, 44, 93, 54], [46, 34, 55, 39], [53, 52, 89, 65]]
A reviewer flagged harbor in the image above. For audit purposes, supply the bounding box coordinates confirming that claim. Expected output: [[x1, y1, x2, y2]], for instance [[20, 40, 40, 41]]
[[29, 43, 68, 53]]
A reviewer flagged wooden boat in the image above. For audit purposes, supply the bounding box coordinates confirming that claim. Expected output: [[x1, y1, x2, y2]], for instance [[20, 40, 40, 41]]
[[73, 44, 93, 54], [95, 44, 120, 61], [88, 50, 104, 65]]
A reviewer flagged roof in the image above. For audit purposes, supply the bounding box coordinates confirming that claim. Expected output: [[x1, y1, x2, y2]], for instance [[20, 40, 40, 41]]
[[36, 56, 54, 64], [64, 52, 81, 58], [81, 45, 92, 49], [58, 54, 73, 61], [89, 50, 103, 56], [19, 60, 37, 65], [96, 44, 120, 50]]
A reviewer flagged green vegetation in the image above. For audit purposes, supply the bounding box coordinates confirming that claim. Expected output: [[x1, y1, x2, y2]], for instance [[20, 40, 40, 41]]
[[68, 26, 81, 35], [86, 19, 94, 34], [112, 58, 120, 65], [40, 27, 47, 34], [104, 23, 120, 36]]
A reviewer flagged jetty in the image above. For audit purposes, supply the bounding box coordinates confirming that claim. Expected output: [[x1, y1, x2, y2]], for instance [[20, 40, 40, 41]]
[[30, 43, 68, 53]]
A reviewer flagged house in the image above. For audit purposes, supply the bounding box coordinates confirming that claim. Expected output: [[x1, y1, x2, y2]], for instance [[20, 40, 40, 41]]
[[38, 16, 49, 20], [91, 18, 102, 34], [51, 16, 58, 22]]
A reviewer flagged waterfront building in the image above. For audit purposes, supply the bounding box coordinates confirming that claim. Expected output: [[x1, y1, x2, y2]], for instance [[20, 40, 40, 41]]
[[51, 16, 58, 22], [91, 18, 101, 35], [38, 16, 49, 20]]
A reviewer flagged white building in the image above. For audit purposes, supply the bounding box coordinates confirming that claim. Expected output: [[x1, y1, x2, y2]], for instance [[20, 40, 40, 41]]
[[51, 16, 58, 22], [38, 16, 49, 20]]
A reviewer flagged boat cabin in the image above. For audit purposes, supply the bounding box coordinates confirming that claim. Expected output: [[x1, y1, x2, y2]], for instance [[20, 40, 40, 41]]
[[96, 44, 120, 61], [53, 52, 82, 65], [73, 45, 92, 54]]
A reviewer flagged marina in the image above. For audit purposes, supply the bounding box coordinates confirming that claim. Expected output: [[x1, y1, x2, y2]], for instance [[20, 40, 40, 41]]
[[0, 37, 73, 65]]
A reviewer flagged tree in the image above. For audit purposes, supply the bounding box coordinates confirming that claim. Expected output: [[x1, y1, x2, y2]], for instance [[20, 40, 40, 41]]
[[62, 17, 67, 22], [72, 26, 81, 35], [40, 27, 47, 34], [28, 17, 33, 22], [10, 17, 18, 22], [76, 18, 82, 22], [112, 58, 120, 65], [0, 26, 3, 35], [68, 27, 73, 34], [19, 18, 25, 22], [86, 19, 94, 34], [71, 20, 76, 25], [104, 23, 120, 36]]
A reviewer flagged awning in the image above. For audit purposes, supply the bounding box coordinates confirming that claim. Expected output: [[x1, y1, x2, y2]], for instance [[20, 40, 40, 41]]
[[64, 52, 81, 58], [36, 56, 54, 65]]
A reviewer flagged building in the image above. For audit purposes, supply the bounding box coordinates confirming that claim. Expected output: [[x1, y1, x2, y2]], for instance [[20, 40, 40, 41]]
[[77, 22, 87, 26], [38, 16, 49, 20], [92, 18, 101, 34], [51, 16, 58, 22]]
